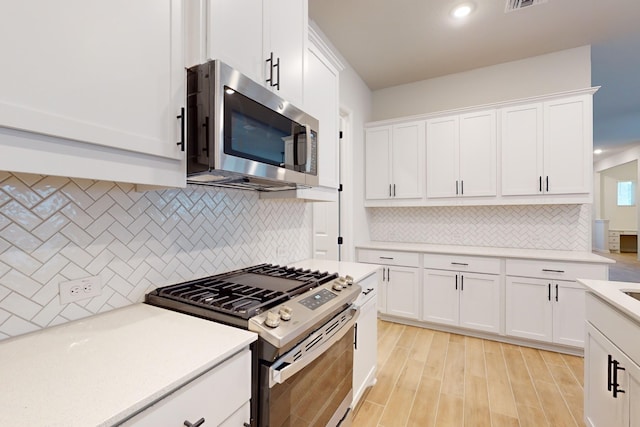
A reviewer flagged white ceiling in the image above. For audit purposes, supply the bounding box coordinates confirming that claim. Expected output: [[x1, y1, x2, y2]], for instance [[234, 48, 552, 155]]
[[309, 0, 640, 157]]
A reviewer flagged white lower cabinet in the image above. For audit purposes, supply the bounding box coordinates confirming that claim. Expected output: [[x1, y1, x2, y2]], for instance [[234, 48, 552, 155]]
[[585, 322, 640, 427], [121, 349, 251, 426], [423, 256, 500, 333], [381, 266, 420, 319], [353, 273, 378, 407], [505, 277, 585, 347], [357, 249, 420, 320]]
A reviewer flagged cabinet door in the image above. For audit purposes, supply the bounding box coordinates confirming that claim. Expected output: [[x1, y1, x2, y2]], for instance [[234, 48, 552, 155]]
[[459, 273, 500, 334], [387, 266, 420, 319], [585, 324, 629, 427], [500, 103, 543, 196], [458, 110, 497, 197], [543, 95, 591, 194], [552, 281, 586, 347], [423, 269, 459, 326], [377, 268, 387, 314], [365, 127, 392, 200], [353, 296, 378, 407], [0, 0, 184, 161], [392, 121, 424, 199], [505, 277, 553, 342], [263, 0, 306, 106], [426, 116, 459, 198], [206, 0, 263, 83], [305, 43, 339, 189]]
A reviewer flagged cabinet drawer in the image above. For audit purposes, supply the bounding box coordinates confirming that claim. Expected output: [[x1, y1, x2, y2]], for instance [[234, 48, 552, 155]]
[[122, 349, 251, 426], [609, 236, 620, 243], [506, 259, 607, 281], [609, 231, 621, 238], [357, 249, 420, 267], [424, 253, 500, 274]]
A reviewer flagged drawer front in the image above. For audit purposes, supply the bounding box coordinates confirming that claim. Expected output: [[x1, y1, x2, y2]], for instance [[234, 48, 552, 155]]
[[424, 253, 501, 274], [609, 231, 621, 238], [122, 349, 251, 426], [609, 235, 620, 243], [506, 259, 608, 281], [357, 249, 420, 267]]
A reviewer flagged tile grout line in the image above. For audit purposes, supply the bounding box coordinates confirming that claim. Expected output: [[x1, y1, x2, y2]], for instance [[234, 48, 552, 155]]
[[540, 352, 581, 427], [519, 347, 552, 426], [499, 343, 522, 427]]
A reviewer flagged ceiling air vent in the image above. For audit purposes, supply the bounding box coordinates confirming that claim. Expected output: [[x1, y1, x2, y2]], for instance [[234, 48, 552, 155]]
[[505, 0, 548, 13]]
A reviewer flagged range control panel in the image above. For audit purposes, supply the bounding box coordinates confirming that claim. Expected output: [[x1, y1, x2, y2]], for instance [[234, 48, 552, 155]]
[[299, 289, 337, 310]]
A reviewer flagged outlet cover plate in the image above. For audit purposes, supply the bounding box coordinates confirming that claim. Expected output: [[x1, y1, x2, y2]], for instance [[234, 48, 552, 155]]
[[59, 276, 102, 304]]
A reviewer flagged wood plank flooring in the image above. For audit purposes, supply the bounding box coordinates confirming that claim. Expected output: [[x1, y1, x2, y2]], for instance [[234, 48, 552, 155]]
[[352, 320, 585, 427]]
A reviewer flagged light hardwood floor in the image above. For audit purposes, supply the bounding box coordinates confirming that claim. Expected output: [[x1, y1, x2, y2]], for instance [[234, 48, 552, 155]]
[[601, 251, 640, 282], [352, 320, 585, 427]]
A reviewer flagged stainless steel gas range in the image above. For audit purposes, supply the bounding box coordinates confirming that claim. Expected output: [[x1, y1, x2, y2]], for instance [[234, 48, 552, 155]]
[[145, 264, 361, 427]]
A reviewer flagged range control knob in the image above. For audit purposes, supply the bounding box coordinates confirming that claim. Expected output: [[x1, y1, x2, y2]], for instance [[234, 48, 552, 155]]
[[265, 311, 280, 328], [332, 281, 344, 292], [345, 275, 354, 286], [279, 306, 292, 321]]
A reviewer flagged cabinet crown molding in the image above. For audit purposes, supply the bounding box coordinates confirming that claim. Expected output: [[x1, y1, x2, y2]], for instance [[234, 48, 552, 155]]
[[365, 86, 600, 127]]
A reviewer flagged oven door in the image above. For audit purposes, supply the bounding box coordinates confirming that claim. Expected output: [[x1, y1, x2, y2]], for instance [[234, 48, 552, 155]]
[[259, 306, 358, 427]]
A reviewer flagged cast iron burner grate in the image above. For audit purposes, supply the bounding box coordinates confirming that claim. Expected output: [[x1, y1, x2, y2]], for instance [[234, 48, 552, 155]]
[[150, 264, 338, 319]]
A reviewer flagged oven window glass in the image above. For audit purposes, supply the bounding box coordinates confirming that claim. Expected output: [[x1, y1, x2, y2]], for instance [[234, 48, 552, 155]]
[[263, 327, 353, 427], [224, 87, 305, 171]]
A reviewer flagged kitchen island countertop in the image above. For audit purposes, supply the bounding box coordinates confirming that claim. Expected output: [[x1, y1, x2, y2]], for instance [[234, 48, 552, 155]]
[[356, 242, 614, 264], [579, 279, 640, 324], [0, 303, 256, 426]]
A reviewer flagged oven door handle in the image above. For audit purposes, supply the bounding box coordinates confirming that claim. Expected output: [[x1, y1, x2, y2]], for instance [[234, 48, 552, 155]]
[[269, 307, 359, 388]]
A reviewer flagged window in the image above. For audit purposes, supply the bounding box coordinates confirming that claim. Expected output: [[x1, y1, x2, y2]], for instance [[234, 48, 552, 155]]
[[617, 181, 636, 206]]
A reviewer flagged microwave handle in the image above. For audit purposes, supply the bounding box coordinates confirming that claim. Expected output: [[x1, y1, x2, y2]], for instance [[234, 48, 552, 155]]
[[293, 124, 308, 168]]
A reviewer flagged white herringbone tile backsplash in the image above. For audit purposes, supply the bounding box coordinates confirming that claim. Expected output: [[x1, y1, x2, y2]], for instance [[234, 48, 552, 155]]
[[0, 172, 311, 340], [368, 205, 591, 251]]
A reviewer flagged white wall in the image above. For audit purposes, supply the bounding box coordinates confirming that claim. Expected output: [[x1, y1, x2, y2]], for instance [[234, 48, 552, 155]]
[[600, 161, 637, 230], [371, 46, 592, 121]]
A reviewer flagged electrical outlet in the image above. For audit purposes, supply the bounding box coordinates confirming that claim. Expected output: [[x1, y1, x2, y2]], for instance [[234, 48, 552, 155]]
[[60, 275, 102, 304]]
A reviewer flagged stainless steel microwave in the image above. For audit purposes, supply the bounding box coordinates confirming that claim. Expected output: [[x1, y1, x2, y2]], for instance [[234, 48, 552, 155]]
[[186, 60, 319, 191]]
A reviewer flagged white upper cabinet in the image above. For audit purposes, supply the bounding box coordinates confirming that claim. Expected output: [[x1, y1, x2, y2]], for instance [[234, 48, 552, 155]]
[[426, 110, 496, 198], [543, 95, 592, 194], [365, 121, 425, 200], [501, 94, 592, 196], [0, 0, 186, 186], [200, 0, 306, 107], [426, 116, 458, 198], [205, 0, 264, 84], [304, 29, 341, 189], [501, 103, 543, 196]]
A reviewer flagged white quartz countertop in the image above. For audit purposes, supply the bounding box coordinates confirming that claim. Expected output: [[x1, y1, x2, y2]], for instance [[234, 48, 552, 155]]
[[579, 279, 640, 324], [290, 259, 380, 282], [0, 303, 257, 427], [356, 242, 614, 264]]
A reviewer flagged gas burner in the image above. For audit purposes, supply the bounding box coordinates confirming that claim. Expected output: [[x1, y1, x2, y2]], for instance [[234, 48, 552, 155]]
[[147, 264, 338, 320]]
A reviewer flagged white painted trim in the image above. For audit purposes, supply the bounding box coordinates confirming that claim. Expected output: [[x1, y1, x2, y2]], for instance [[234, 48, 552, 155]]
[[308, 23, 345, 72], [340, 107, 355, 262]]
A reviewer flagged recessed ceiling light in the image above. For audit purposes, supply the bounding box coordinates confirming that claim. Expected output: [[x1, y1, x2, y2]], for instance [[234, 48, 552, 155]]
[[594, 149, 603, 155], [452, 3, 473, 18]]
